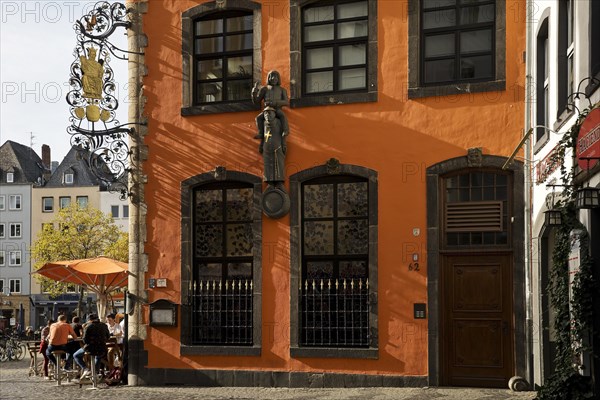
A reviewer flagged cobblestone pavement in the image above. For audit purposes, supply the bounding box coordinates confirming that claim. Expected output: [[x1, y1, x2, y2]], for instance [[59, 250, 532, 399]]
[[1, 358, 538, 400]]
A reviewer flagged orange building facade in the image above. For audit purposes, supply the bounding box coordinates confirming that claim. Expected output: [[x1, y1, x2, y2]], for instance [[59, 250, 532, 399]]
[[127, 0, 528, 388]]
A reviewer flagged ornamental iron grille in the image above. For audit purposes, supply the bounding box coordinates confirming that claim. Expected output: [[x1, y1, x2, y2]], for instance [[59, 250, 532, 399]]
[[66, 1, 140, 199], [443, 170, 511, 247], [300, 176, 370, 347], [189, 182, 254, 345]]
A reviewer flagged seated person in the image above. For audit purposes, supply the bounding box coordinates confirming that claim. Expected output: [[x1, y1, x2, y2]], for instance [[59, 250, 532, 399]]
[[39, 319, 55, 379], [46, 314, 79, 371], [73, 313, 110, 379], [105, 313, 123, 369]]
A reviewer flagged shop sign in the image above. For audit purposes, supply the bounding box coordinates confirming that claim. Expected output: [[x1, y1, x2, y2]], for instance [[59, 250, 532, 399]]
[[577, 108, 600, 169], [536, 144, 560, 185]]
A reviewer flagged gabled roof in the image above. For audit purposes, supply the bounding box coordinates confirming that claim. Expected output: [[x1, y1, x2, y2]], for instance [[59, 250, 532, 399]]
[[45, 146, 109, 188], [0, 140, 45, 184]]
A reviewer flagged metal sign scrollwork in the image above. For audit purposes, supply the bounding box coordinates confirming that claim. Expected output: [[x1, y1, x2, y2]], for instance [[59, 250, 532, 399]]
[[66, 1, 141, 199]]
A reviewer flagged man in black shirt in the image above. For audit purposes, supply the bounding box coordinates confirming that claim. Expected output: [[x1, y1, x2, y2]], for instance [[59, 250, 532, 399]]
[[73, 314, 110, 378]]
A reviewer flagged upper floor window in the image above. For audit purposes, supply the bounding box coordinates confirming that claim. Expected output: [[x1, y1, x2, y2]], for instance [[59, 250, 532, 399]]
[[9, 195, 21, 210], [290, 0, 377, 107], [408, 0, 505, 98], [111, 205, 119, 218], [9, 251, 21, 266], [0, 224, 4, 238], [0, 251, 4, 266], [64, 172, 74, 185], [6, 172, 14, 183], [9, 223, 21, 239], [302, 1, 368, 94], [9, 278, 21, 294], [535, 13, 549, 149], [181, 1, 262, 115], [123, 205, 129, 218], [59, 196, 71, 209], [557, 0, 574, 120], [43, 197, 54, 212], [0, 279, 4, 293], [589, 0, 600, 95], [76, 196, 88, 208], [0, 195, 4, 210]]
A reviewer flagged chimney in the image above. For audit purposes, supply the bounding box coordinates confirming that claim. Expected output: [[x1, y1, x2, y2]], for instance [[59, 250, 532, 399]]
[[42, 145, 51, 169], [42, 144, 51, 182]]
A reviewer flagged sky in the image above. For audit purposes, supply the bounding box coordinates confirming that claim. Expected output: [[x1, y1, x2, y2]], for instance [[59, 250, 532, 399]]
[[1, 0, 128, 164]]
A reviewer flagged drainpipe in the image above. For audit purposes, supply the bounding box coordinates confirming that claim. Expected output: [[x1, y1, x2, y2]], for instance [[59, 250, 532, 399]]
[[524, 0, 535, 387], [126, 0, 148, 387]]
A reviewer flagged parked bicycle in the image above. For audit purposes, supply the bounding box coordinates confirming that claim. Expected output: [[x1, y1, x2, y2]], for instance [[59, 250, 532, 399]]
[[0, 332, 26, 361]]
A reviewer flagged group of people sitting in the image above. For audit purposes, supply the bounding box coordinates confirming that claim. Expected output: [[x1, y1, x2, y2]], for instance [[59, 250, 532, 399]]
[[39, 312, 124, 381]]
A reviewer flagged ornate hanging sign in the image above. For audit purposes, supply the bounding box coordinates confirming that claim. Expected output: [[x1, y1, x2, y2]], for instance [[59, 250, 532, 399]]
[[66, 1, 140, 199], [576, 107, 600, 170]]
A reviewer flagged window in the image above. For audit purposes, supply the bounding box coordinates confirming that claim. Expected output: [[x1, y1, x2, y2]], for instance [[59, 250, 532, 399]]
[[588, 0, 600, 95], [290, 162, 378, 358], [9, 279, 21, 294], [123, 205, 129, 218], [43, 197, 54, 212], [6, 172, 14, 183], [76, 196, 88, 208], [180, 170, 262, 355], [9, 223, 21, 239], [191, 183, 254, 345], [408, 0, 505, 98], [42, 223, 54, 232], [64, 172, 74, 185], [443, 171, 511, 247], [111, 205, 119, 218], [0, 251, 4, 266], [181, 0, 262, 115], [290, 0, 377, 107], [0, 224, 4, 238], [557, 0, 574, 120], [0, 279, 4, 293], [535, 13, 549, 150], [0, 195, 4, 210], [8, 195, 21, 210], [9, 251, 21, 266], [59, 196, 71, 209]]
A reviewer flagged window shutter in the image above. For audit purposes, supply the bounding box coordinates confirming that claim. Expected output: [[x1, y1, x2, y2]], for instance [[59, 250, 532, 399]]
[[445, 201, 503, 232]]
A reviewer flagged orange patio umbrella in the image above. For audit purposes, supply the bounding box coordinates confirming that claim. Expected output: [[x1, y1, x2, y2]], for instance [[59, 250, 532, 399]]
[[34, 256, 131, 319]]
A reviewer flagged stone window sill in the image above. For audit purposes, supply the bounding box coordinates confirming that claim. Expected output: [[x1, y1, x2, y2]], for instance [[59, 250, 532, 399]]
[[181, 101, 259, 116], [290, 92, 377, 109], [290, 346, 378, 359], [408, 80, 506, 99], [181, 345, 261, 356]]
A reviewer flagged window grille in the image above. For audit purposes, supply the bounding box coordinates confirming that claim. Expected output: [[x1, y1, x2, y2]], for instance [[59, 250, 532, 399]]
[[188, 278, 253, 345], [300, 278, 369, 347]]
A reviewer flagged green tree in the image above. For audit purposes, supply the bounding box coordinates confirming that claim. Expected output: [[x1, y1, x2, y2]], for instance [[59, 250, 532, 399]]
[[31, 203, 128, 315]]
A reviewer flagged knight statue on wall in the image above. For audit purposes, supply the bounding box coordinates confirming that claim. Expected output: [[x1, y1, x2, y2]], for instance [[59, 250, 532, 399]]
[[252, 70, 290, 218]]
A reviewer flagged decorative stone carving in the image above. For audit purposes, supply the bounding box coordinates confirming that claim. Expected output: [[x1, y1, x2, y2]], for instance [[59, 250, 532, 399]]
[[214, 166, 227, 181], [326, 158, 341, 175], [467, 147, 483, 167]]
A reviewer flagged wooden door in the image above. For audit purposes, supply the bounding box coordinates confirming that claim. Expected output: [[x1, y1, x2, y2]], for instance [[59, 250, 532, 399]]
[[441, 254, 514, 387]]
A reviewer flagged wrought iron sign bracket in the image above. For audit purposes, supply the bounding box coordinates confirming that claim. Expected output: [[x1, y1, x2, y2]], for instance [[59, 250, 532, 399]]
[[66, 1, 144, 199]]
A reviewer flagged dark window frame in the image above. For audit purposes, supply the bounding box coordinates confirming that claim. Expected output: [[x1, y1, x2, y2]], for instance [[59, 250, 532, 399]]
[[586, 0, 600, 96], [555, 0, 575, 129], [180, 169, 262, 356], [181, 0, 262, 116], [290, 0, 378, 108], [408, 0, 506, 98], [534, 10, 550, 154], [289, 162, 378, 359]]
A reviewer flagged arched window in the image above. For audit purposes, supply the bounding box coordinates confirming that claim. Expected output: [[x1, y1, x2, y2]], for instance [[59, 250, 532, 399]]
[[181, 170, 262, 355], [290, 162, 378, 358]]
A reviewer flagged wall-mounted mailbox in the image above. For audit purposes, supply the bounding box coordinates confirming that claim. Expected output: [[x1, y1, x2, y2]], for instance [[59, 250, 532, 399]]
[[149, 299, 178, 327], [414, 303, 426, 319]]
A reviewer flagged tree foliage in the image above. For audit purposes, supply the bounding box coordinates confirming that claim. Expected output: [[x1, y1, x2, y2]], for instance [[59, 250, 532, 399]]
[[30, 203, 128, 297]]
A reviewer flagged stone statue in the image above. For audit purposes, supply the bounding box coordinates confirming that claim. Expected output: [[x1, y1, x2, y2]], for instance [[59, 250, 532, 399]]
[[252, 70, 290, 184], [259, 106, 287, 183], [252, 70, 289, 140], [80, 47, 104, 99]]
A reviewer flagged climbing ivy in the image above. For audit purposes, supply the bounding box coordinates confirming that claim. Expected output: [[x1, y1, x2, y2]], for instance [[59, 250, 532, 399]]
[[536, 107, 596, 400]]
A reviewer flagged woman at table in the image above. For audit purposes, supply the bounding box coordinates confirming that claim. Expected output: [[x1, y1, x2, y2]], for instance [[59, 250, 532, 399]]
[[39, 319, 54, 379], [105, 313, 123, 369]]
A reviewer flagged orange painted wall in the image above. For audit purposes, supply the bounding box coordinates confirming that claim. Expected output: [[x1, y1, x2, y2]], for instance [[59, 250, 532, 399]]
[[141, 0, 526, 376]]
